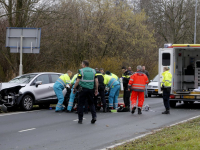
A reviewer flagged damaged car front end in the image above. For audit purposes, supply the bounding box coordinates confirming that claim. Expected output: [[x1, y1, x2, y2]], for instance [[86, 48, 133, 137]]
[[0, 74, 37, 110], [0, 83, 25, 108], [0, 73, 64, 111]]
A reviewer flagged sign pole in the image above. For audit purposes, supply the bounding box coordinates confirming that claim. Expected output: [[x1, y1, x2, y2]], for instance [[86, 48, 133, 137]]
[[194, 0, 197, 44], [19, 36, 23, 76]]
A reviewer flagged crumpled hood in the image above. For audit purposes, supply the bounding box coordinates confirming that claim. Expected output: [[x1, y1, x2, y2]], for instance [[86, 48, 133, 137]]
[[0, 83, 26, 91]]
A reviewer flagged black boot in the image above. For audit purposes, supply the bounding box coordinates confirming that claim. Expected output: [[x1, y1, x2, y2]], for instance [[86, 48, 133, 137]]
[[131, 107, 136, 114], [78, 120, 82, 124], [162, 110, 170, 114], [107, 107, 112, 112], [91, 118, 97, 124], [138, 108, 142, 114]]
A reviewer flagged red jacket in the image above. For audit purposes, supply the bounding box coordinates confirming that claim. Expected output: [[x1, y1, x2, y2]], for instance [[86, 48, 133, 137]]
[[128, 71, 149, 92]]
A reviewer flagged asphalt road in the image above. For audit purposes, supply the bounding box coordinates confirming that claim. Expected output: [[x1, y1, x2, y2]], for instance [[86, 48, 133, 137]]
[[1, 96, 200, 150]]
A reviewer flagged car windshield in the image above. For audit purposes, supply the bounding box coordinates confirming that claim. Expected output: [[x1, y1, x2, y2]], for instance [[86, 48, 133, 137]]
[[9, 74, 37, 84], [152, 74, 159, 82]]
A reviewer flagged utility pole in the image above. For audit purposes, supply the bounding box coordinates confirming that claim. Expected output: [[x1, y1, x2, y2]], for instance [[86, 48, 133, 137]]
[[194, 0, 198, 44]]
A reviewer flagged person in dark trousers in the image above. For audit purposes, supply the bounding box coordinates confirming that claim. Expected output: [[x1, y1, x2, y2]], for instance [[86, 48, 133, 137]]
[[94, 70, 107, 112], [161, 66, 172, 114], [122, 66, 132, 111], [73, 60, 98, 124], [142, 66, 149, 98]]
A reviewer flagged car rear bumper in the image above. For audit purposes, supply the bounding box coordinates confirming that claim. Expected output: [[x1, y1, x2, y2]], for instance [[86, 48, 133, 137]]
[[147, 89, 159, 95]]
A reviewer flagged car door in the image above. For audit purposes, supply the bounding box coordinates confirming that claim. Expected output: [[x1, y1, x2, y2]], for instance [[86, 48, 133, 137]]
[[31, 74, 52, 101]]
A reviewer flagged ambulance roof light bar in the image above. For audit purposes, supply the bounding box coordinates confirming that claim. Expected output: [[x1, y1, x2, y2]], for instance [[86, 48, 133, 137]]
[[164, 43, 173, 48]]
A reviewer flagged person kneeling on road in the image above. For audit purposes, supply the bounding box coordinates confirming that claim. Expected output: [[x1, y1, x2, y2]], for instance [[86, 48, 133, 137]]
[[53, 70, 72, 112], [128, 65, 149, 115], [103, 74, 120, 111]]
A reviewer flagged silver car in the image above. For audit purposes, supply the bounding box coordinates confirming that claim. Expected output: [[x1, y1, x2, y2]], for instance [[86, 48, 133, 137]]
[[0, 72, 66, 111]]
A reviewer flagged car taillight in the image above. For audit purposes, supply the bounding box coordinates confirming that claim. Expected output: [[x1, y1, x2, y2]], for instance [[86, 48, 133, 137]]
[[170, 95, 175, 99]]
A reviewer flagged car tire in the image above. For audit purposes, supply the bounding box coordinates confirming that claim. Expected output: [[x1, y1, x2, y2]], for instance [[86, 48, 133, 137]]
[[39, 104, 50, 109], [169, 101, 176, 108], [21, 95, 33, 111], [148, 94, 151, 97]]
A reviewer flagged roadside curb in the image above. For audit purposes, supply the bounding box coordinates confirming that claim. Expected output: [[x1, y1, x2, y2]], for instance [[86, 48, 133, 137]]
[[101, 115, 200, 150]]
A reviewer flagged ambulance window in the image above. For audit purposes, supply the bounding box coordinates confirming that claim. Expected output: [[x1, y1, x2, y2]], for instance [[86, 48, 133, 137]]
[[162, 53, 170, 66]]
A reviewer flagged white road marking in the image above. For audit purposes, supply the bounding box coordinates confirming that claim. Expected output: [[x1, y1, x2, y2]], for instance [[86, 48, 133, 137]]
[[101, 114, 200, 150], [0, 110, 41, 117], [18, 128, 36, 133], [73, 118, 86, 121]]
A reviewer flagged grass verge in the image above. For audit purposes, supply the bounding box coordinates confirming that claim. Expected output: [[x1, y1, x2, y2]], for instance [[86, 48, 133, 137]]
[[113, 117, 200, 150]]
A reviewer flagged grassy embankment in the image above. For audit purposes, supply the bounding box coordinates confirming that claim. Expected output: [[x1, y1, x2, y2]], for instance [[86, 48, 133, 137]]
[[113, 117, 200, 150]]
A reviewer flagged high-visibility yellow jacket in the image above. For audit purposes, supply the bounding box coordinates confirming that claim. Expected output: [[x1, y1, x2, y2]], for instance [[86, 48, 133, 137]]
[[58, 74, 71, 87], [71, 74, 78, 84], [103, 74, 119, 88], [111, 73, 119, 81], [161, 71, 172, 87]]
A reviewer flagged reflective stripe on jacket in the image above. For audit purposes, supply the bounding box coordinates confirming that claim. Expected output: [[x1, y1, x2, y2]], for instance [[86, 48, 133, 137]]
[[96, 71, 104, 86], [59, 74, 71, 87], [161, 70, 172, 88], [78, 67, 96, 89], [128, 71, 149, 92], [122, 70, 132, 87], [103, 74, 119, 88]]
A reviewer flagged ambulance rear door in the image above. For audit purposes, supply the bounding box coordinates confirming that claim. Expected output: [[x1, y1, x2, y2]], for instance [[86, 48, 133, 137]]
[[158, 48, 174, 93]]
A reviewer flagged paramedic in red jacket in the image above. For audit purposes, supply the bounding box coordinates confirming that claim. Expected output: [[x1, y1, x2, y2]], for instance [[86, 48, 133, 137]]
[[128, 65, 149, 115]]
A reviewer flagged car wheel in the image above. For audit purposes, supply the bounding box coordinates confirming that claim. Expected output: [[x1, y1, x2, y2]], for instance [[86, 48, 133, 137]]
[[39, 104, 50, 109], [169, 101, 176, 108], [148, 94, 151, 97], [21, 95, 33, 111]]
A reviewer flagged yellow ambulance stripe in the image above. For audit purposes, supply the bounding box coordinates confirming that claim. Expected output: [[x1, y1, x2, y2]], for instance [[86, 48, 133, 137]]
[[172, 44, 200, 47]]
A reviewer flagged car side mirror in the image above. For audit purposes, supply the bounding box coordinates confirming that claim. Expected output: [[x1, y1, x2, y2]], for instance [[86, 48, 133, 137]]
[[35, 81, 42, 87]]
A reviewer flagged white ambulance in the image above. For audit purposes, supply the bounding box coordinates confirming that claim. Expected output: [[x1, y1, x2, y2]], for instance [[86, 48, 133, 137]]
[[158, 44, 200, 107]]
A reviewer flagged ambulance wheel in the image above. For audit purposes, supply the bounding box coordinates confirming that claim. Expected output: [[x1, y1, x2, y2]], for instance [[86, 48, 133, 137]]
[[148, 94, 151, 97], [169, 101, 176, 108], [184, 101, 194, 105], [189, 101, 194, 105]]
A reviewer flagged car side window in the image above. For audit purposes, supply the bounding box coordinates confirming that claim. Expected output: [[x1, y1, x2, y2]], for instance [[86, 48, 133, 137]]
[[36, 74, 50, 84], [51, 74, 60, 83]]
